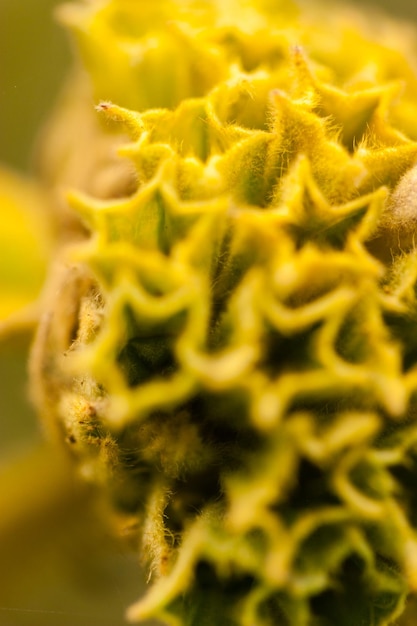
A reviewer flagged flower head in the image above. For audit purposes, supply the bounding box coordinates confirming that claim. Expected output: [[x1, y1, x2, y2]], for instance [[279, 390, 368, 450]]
[[30, 1, 417, 624]]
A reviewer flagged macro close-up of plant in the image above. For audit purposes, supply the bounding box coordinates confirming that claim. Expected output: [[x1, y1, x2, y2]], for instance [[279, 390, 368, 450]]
[[6, 0, 417, 625]]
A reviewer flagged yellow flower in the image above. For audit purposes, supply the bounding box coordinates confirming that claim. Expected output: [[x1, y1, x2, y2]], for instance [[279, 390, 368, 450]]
[[25, 1, 417, 625]]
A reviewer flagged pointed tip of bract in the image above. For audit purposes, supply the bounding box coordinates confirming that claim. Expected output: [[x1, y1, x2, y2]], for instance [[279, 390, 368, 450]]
[[95, 101, 144, 139]]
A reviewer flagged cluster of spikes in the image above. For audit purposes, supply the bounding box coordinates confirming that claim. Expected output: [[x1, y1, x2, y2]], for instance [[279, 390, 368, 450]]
[[31, 0, 417, 624]]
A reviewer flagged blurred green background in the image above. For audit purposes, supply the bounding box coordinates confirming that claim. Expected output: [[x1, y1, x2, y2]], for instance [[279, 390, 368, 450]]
[[0, 0, 70, 172], [1, 0, 417, 624]]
